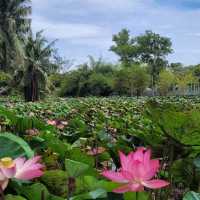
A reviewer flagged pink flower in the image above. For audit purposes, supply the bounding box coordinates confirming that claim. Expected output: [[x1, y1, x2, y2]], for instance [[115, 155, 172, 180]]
[[102, 148, 169, 193], [0, 156, 44, 190], [0, 157, 16, 190], [0, 174, 9, 191], [14, 156, 44, 180], [47, 120, 57, 126]]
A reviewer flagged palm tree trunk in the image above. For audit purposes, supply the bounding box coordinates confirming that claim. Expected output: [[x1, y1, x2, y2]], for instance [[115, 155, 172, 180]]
[[31, 77, 35, 101], [31, 74, 39, 102], [1, 42, 7, 71], [24, 85, 32, 102], [152, 75, 156, 96]]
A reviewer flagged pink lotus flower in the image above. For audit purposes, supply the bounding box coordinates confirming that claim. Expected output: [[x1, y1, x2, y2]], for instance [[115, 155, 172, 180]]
[[14, 156, 44, 180], [0, 157, 16, 190], [102, 147, 169, 193], [0, 156, 44, 190]]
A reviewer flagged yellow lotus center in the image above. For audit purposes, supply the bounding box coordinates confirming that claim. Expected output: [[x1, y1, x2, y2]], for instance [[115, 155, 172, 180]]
[[0, 157, 15, 168]]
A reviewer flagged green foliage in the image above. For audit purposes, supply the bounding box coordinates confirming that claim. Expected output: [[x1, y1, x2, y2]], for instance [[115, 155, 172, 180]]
[[0, 72, 11, 86], [1, 2, 200, 200], [20, 183, 50, 200], [41, 170, 68, 197], [110, 29, 173, 94], [65, 159, 89, 177], [88, 73, 113, 96], [14, 31, 57, 101], [136, 30, 172, 90], [0, 0, 31, 71], [193, 157, 200, 169], [110, 29, 137, 67], [0, 106, 53, 133], [41, 132, 71, 158], [183, 191, 200, 200], [0, 132, 34, 158], [16, 182, 65, 200], [136, 30, 172, 63], [58, 30, 175, 97], [158, 69, 176, 96], [5, 195, 26, 200], [70, 188, 107, 200], [1, 96, 200, 199], [59, 59, 115, 97], [48, 73, 65, 94], [59, 66, 90, 97], [124, 192, 149, 200], [25, 31, 56, 74], [176, 71, 197, 95], [115, 64, 149, 96]]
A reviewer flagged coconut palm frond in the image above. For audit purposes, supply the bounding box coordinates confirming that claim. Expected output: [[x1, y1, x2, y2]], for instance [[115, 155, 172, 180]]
[[0, 0, 31, 71]]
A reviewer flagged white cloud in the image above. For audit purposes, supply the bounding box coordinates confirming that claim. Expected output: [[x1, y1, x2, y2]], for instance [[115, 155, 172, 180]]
[[84, 0, 141, 11], [186, 33, 200, 37], [71, 37, 113, 49], [32, 16, 110, 40], [31, 0, 200, 65], [32, 0, 142, 12]]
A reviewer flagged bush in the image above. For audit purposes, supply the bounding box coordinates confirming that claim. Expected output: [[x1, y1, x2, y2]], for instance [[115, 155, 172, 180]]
[[114, 64, 150, 96], [0, 71, 11, 87], [88, 73, 113, 96]]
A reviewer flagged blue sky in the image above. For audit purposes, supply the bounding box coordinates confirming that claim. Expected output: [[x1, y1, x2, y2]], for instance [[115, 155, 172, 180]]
[[32, 0, 200, 66]]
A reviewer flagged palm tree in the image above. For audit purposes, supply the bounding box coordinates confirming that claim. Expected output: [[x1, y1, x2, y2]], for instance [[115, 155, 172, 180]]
[[0, 0, 31, 71], [14, 31, 56, 101]]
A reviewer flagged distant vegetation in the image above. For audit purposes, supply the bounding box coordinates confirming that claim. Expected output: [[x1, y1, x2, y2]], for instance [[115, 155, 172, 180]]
[[1, 1, 200, 101]]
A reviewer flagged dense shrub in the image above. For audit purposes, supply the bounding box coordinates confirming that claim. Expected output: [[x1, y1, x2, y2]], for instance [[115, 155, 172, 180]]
[[0, 71, 11, 87]]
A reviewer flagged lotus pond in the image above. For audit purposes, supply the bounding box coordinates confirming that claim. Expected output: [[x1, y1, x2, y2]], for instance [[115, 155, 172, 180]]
[[1, 96, 200, 200]]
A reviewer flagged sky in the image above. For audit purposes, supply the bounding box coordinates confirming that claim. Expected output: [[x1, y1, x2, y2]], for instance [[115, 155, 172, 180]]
[[32, 0, 200, 66]]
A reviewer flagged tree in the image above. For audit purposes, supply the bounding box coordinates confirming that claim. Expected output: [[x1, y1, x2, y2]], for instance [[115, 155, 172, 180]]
[[0, 71, 12, 95], [50, 49, 74, 73], [59, 58, 115, 97], [88, 73, 113, 96], [136, 30, 173, 94], [59, 71, 83, 97], [127, 64, 150, 96], [87, 56, 115, 75], [110, 29, 137, 67], [113, 69, 127, 95], [158, 69, 176, 96], [176, 71, 197, 95], [14, 31, 56, 101], [170, 62, 184, 73], [110, 29, 173, 95], [60, 64, 92, 97], [0, 0, 31, 71], [191, 64, 200, 81], [114, 64, 149, 96]]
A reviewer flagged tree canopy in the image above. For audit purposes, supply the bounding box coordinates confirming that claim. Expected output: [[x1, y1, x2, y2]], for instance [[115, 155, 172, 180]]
[[0, 1, 199, 99]]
